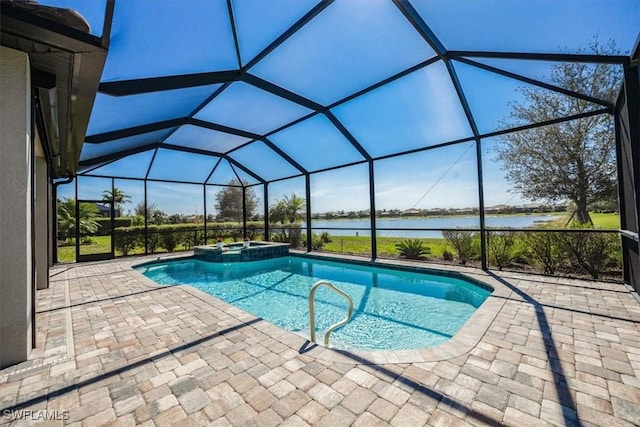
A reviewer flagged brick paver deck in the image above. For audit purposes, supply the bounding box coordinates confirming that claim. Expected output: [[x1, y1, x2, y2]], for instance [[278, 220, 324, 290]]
[[1, 254, 639, 426]]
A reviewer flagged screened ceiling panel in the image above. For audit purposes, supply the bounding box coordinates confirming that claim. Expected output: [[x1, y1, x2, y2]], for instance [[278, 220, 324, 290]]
[[410, 0, 639, 54], [74, 1, 635, 187], [38, 0, 107, 37], [229, 142, 301, 182], [465, 58, 624, 104], [207, 158, 246, 185], [163, 125, 252, 153], [232, 0, 319, 66], [80, 128, 176, 162], [87, 85, 221, 136], [270, 115, 365, 171], [250, 0, 436, 105], [147, 149, 218, 183], [452, 60, 605, 135], [231, 165, 261, 186], [194, 82, 313, 135], [102, 0, 237, 81], [84, 150, 155, 179], [332, 61, 473, 158]]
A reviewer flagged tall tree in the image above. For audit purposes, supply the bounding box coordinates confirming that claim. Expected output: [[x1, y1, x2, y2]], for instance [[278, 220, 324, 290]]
[[102, 187, 131, 216], [214, 179, 258, 221], [497, 39, 621, 225], [134, 201, 157, 218]]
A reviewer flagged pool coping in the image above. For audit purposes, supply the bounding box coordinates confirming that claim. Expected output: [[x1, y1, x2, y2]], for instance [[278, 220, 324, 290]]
[[130, 252, 513, 364]]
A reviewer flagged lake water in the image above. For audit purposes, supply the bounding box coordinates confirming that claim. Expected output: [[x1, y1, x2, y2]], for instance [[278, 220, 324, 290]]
[[303, 214, 559, 238]]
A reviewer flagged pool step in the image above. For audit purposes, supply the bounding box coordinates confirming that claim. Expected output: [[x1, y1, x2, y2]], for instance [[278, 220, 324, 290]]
[[221, 250, 242, 261]]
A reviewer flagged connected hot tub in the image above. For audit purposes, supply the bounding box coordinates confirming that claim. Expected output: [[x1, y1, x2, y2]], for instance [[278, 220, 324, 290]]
[[193, 241, 289, 263]]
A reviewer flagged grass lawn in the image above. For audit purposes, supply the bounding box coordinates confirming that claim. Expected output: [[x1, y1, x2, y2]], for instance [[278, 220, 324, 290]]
[[323, 235, 452, 258], [542, 212, 620, 229], [589, 213, 620, 229], [57, 236, 186, 263], [56, 213, 620, 263]]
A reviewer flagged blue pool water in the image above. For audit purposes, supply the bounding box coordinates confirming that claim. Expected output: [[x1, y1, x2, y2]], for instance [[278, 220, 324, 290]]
[[136, 256, 491, 351]]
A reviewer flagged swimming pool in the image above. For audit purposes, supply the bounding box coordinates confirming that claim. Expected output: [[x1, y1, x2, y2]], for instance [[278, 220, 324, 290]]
[[136, 256, 491, 351]]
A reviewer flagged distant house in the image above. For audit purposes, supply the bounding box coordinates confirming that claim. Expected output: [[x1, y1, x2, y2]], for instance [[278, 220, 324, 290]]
[[518, 203, 546, 213], [95, 203, 111, 217], [424, 208, 444, 216], [485, 204, 511, 214], [455, 208, 475, 215], [403, 208, 422, 216]]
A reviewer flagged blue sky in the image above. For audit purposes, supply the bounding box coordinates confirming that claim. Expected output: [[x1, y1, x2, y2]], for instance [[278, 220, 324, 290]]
[[49, 0, 639, 214]]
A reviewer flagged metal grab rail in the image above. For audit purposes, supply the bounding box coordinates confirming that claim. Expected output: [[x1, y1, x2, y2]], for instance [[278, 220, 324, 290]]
[[309, 280, 354, 347]]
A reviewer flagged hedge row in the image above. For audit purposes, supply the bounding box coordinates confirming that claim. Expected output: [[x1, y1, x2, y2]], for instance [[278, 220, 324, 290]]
[[113, 222, 267, 255], [443, 230, 621, 279], [95, 217, 132, 234]]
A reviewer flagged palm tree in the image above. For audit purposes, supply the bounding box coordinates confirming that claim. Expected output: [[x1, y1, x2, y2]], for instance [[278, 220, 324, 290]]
[[269, 193, 305, 247], [269, 193, 305, 224], [57, 198, 100, 241], [102, 187, 131, 216]]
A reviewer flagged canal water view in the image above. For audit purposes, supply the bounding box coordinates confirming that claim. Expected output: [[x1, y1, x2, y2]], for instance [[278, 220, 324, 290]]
[[306, 214, 559, 238]]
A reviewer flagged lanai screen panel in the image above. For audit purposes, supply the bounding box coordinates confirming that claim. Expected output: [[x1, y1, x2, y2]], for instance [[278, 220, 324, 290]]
[[232, 0, 319, 66], [83, 150, 154, 180], [87, 85, 222, 136], [74, 0, 637, 201], [332, 61, 473, 157], [80, 129, 176, 163], [410, 0, 639, 53], [195, 82, 313, 135], [250, 0, 436, 105], [453, 60, 610, 135], [269, 115, 365, 172], [101, 0, 237, 81]]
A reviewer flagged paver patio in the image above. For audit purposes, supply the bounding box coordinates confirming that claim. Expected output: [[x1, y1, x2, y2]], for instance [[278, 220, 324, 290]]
[[1, 254, 639, 426]]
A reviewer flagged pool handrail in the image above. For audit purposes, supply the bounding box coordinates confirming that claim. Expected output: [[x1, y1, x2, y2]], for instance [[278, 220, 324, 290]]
[[308, 280, 354, 347]]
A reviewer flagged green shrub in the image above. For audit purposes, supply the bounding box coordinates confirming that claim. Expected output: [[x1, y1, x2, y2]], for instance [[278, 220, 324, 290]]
[[161, 231, 180, 252], [442, 248, 454, 261], [114, 227, 142, 256], [523, 232, 567, 275], [561, 232, 619, 279], [146, 227, 162, 253], [131, 215, 144, 227], [487, 231, 520, 270], [246, 226, 262, 240], [441, 230, 478, 265], [320, 232, 332, 243], [395, 239, 431, 260], [311, 236, 325, 250], [270, 224, 303, 248]]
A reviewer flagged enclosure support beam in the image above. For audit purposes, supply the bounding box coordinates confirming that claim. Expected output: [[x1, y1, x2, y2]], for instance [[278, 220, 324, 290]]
[[445, 61, 487, 269], [143, 180, 148, 254], [74, 179, 80, 261], [242, 186, 247, 240], [264, 184, 269, 242], [203, 184, 208, 245], [110, 178, 115, 256], [626, 62, 640, 240], [475, 138, 488, 270], [622, 56, 640, 292], [368, 161, 377, 260], [614, 108, 628, 284], [306, 174, 312, 252]]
